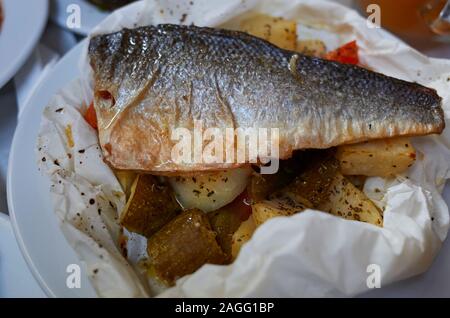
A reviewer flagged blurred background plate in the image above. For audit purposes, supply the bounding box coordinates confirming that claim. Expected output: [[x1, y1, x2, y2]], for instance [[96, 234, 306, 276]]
[[0, 0, 48, 89]]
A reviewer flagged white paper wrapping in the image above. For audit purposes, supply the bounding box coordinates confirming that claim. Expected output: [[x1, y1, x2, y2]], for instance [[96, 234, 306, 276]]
[[36, 0, 450, 297]]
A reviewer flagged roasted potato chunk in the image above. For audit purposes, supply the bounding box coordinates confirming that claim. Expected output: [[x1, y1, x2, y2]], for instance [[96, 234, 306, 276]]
[[240, 13, 297, 50], [247, 173, 273, 202], [247, 151, 312, 201], [252, 152, 382, 226], [208, 191, 252, 260], [249, 153, 338, 227], [336, 137, 416, 177], [252, 193, 312, 227], [284, 156, 340, 207], [247, 170, 295, 202], [208, 207, 241, 260], [317, 173, 383, 227], [231, 215, 256, 260], [147, 209, 227, 286], [120, 174, 181, 237]]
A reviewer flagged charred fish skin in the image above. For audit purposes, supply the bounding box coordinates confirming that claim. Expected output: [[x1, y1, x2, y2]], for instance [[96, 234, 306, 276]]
[[88, 24, 444, 172]]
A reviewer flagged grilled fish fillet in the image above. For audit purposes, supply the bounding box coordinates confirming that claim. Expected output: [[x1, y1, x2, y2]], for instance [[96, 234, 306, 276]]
[[88, 24, 445, 174]]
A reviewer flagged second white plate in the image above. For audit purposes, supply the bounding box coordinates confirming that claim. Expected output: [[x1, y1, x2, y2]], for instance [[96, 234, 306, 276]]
[[0, 0, 48, 89]]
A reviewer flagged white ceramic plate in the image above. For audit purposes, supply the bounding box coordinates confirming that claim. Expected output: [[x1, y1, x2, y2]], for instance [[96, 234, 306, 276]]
[[50, 0, 109, 36], [7, 31, 450, 299], [7, 41, 96, 298], [0, 213, 46, 297], [0, 0, 48, 89]]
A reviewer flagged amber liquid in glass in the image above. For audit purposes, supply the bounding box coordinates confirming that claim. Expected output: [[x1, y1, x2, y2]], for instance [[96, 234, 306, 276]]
[[357, 0, 447, 42]]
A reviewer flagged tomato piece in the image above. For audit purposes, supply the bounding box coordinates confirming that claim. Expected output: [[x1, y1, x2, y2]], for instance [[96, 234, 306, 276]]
[[325, 40, 359, 65], [84, 102, 98, 130]]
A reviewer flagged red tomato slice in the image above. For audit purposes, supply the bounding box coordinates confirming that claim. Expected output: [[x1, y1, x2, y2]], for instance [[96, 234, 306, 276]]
[[84, 102, 98, 130], [325, 40, 359, 65]]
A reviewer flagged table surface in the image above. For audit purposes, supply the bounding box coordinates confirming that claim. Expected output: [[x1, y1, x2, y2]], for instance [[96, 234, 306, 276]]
[[1, 0, 450, 298]]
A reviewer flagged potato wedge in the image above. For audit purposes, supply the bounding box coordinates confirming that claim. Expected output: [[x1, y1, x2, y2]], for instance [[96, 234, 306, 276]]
[[336, 137, 416, 177], [208, 196, 250, 261], [283, 156, 340, 207], [209, 207, 241, 261], [240, 13, 297, 50], [317, 173, 383, 227], [147, 209, 227, 286], [247, 169, 295, 201], [252, 193, 312, 227], [247, 151, 310, 201], [231, 215, 256, 260], [296, 39, 327, 57], [247, 173, 274, 202], [120, 174, 181, 237]]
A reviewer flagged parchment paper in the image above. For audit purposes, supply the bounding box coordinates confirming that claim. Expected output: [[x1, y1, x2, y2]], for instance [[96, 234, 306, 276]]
[[37, 0, 450, 297]]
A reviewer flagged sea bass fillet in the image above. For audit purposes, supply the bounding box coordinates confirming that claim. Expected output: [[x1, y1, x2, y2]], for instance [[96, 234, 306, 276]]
[[88, 24, 444, 173]]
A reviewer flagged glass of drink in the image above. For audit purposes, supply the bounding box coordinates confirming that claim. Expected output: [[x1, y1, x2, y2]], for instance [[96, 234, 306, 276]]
[[356, 0, 450, 50]]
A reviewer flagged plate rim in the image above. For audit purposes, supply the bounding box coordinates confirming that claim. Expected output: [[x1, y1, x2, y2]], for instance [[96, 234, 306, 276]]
[[6, 41, 87, 298], [0, 0, 49, 89]]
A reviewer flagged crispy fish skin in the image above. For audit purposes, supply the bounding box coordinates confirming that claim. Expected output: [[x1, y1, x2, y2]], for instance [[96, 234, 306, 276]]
[[88, 24, 445, 174]]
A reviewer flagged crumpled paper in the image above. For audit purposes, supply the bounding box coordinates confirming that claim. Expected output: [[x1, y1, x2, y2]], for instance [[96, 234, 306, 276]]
[[37, 0, 450, 297]]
